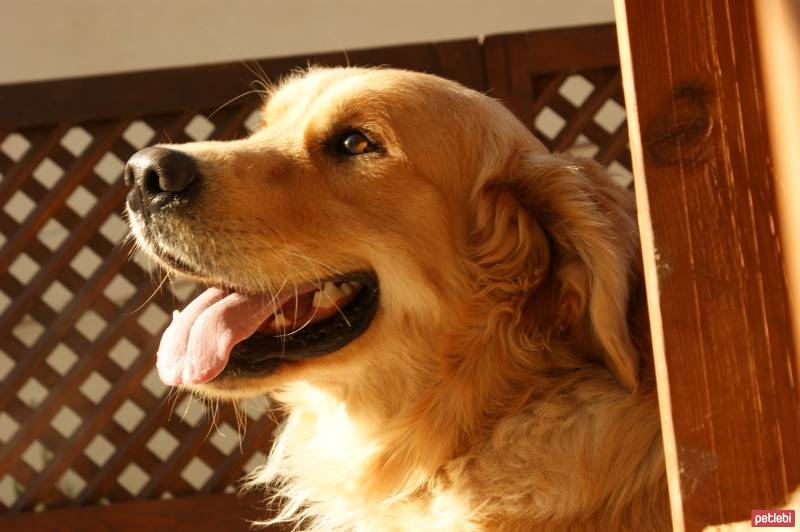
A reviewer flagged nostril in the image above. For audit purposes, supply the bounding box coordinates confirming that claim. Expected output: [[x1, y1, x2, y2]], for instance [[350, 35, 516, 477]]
[[144, 169, 163, 195], [157, 151, 197, 193]]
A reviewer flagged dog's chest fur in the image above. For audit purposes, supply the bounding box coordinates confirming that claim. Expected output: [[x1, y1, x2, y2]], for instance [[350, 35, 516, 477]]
[[251, 374, 669, 531]]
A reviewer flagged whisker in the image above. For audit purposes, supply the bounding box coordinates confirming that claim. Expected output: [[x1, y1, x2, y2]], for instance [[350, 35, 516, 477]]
[[241, 58, 275, 96], [278, 276, 289, 354], [179, 392, 195, 424], [232, 401, 247, 453], [324, 289, 353, 328], [280, 306, 319, 338], [292, 285, 300, 329], [207, 89, 267, 121], [230, 402, 240, 451], [163, 386, 182, 424], [126, 271, 170, 315], [204, 396, 220, 440]]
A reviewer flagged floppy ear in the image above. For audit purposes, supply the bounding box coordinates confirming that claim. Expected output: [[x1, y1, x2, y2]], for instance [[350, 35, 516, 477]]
[[360, 152, 643, 502], [475, 151, 642, 391]]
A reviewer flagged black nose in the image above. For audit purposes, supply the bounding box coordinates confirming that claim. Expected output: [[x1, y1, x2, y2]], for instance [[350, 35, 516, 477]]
[[125, 147, 200, 213]]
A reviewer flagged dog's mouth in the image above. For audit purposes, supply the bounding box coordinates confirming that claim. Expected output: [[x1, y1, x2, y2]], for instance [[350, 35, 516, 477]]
[[154, 262, 379, 385], [219, 271, 379, 381]]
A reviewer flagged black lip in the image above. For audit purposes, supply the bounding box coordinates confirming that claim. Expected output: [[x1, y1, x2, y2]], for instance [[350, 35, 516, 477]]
[[214, 271, 380, 380]]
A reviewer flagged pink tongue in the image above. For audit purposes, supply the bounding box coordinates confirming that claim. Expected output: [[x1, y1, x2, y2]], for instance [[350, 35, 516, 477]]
[[156, 287, 294, 385]]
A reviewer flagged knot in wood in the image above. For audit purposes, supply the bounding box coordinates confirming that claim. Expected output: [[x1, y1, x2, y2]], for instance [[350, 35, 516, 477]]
[[644, 82, 713, 166]]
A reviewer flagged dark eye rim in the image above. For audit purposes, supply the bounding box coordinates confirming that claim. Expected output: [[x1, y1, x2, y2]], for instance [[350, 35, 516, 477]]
[[333, 129, 381, 157]]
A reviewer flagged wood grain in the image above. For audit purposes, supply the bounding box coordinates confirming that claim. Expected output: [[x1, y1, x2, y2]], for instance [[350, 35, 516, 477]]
[[615, 0, 800, 530]]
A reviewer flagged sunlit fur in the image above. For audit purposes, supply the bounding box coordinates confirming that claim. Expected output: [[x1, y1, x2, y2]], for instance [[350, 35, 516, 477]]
[[128, 67, 669, 530]]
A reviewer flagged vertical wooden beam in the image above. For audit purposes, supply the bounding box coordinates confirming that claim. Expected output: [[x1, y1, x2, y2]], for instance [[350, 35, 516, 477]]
[[614, 1, 800, 530], [754, 0, 800, 378]]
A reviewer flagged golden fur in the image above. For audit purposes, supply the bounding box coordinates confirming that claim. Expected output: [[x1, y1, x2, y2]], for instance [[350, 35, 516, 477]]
[[128, 67, 669, 530]]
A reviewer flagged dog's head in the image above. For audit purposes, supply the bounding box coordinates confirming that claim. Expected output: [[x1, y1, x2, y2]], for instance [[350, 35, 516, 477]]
[[126, 67, 642, 410]]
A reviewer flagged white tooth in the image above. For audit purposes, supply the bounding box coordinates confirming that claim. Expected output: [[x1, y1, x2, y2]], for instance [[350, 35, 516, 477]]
[[314, 281, 345, 309], [172, 310, 180, 320], [273, 312, 289, 327], [340, 282, 353, 296], [312, 290, 325, 309], [325, 281, 346, 301]]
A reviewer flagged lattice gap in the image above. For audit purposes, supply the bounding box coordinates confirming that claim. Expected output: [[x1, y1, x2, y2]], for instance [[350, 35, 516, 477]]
[[528, 67, 633, 188], [0, 57, 634, 514], [1, 133, 31, 161]]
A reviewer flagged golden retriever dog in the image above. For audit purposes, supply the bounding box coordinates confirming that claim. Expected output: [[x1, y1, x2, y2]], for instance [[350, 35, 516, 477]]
[[125, 67, 669, 531]]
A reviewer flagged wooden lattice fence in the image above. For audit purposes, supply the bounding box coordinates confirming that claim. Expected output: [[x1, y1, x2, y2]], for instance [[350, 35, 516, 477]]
[[0, 23, 630, 524]]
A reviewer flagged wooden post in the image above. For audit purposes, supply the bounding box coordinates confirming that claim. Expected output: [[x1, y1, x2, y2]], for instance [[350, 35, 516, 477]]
[[614, 1, 800, 530], [754, 0, 800, 381]]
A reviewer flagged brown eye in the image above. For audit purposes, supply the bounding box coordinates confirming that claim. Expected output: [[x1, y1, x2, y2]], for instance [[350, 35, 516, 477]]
[[340, 132, 373, 155]]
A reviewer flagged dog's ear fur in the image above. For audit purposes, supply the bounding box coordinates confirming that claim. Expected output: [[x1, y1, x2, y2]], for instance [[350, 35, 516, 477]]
[[476, 152, 641, 391], [361, 152, 643, 501]]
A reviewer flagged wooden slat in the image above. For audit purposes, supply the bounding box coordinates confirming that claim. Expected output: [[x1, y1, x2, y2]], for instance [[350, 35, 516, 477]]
[[0, 39, 485, 129], [595, 122, 630, 167], [483, 24, 619, 124], [552, 71, 621, 151], [529, 71, 570, 119], [546, 92, 616, 150], [0, 493, 281, 531], [0, 123, 70, 206], [513, 23, 620, 74], [614, 0, 800, 530]]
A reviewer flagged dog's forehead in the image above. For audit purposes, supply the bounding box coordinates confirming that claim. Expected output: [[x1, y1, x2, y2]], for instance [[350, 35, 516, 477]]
[[263, 67, 458, 125]]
